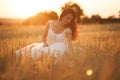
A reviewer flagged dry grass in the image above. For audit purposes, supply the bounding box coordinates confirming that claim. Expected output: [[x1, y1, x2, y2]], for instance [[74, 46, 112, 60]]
[[0, 23, 120, 80]]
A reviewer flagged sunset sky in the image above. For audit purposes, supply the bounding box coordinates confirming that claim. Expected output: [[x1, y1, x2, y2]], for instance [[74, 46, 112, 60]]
[[0, 0, 120, 19]]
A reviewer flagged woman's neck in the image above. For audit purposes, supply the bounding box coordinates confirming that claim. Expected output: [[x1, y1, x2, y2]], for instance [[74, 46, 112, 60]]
[[59, 21, 66, 28]]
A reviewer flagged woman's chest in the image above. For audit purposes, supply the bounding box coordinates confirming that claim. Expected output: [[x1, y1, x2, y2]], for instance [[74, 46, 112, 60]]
[[48, 29, 66, 40]]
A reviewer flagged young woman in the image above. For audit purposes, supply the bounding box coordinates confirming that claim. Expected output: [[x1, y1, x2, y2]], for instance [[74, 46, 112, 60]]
[[16, 8, 78, 58]]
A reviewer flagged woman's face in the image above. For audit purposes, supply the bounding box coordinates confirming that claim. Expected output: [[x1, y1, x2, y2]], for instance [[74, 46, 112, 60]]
[[61, 13, 74, 26]]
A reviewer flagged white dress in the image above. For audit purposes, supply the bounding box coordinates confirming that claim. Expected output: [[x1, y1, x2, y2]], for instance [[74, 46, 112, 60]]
[[16, 21, 69, 58]]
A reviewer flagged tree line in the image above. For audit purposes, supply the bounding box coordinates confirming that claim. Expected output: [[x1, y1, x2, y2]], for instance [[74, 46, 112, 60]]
[[23, 1, 120, 25]]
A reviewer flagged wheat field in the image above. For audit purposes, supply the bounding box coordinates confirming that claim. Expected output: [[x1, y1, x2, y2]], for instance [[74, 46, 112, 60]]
[[0, 23, 120, 80]]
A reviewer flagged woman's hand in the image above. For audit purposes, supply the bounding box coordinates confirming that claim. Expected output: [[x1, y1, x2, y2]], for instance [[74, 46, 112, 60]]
[[43, 41, 48, 47]]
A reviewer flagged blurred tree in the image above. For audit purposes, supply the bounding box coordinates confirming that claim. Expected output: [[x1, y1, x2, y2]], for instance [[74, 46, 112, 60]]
[[107, 15, 115, 19], [81, 16, 90, 24], [23, 11, 58, 25], [61, 1, 84, 23], [48, 11, 58, 20], [91, 14, 102, 23], [106, 15, 117, 23]]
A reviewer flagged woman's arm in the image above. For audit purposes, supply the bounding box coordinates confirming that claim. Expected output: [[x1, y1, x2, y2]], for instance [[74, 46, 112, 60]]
[[42, 22, 50, 47], [66, 28, 72, 52]]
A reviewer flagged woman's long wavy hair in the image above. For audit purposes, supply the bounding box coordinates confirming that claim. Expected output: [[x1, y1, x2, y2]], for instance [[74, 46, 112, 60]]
[[59, 8, 78, 40]]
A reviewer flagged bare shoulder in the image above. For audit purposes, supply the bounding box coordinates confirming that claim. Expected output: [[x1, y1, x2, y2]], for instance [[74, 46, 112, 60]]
[[49, 20, 58, 24], [48, 20, 58, 27], [45, 20, 52, 30], [52, 20, 58, 25], [66, 28, 72, 34]]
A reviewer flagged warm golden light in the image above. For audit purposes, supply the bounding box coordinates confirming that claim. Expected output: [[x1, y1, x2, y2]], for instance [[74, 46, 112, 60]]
[[0, 0, 120, 18], [86, 69, 93, 76], [7, 0, 67, 18], [11, 0, 43, 18]]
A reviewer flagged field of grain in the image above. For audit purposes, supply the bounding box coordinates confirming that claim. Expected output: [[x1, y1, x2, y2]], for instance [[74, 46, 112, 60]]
[[0, 23, 120, 80]]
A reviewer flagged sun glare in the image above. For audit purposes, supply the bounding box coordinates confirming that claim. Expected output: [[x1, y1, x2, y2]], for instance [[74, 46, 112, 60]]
[[1, 0, 120, 18], [10, 0, 64, 18], [11, 0, 40, 18], [9, 0, 65, 18]]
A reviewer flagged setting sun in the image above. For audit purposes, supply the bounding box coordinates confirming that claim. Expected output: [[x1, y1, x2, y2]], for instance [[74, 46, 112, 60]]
[[4, 0, 68, 18], [0, 0, 120, 18], [11, 0, 36, 18], [9, 0, 61, 18]]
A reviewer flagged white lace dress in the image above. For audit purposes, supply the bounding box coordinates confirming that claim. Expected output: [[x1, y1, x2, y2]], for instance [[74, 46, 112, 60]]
[[16, 21, 69, 58]]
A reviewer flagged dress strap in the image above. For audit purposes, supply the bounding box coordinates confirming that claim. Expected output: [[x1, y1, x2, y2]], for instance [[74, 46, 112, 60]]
[[48, 20, 54, 30]]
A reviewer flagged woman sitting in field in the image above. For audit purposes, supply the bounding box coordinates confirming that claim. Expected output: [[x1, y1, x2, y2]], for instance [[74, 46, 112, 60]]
[[16, 8, 78, 58]]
